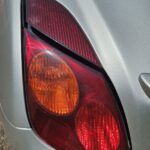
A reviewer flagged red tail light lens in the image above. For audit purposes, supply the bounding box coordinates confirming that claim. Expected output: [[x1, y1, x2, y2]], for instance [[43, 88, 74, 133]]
[[23, 0, 130, 149], [24, 30, 129, 150], [76, 103, 120, 150], [26, 0, 100, 66]]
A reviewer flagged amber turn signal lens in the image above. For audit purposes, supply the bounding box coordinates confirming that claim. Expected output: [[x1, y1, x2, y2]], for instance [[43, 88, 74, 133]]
[[28, 51, 79, 116]]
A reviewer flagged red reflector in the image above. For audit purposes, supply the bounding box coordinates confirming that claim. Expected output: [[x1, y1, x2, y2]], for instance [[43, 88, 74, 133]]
[[26, 0, 100, 66], [24, 30, 130, 150], [76, 102, 120, 150]]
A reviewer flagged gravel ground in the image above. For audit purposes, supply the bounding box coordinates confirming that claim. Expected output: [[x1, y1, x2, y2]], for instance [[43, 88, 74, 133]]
[[0, 122, 10, 150]]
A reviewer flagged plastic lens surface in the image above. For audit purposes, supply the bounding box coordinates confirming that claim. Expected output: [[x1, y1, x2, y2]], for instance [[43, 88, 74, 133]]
[[28, 51, 79, 115]]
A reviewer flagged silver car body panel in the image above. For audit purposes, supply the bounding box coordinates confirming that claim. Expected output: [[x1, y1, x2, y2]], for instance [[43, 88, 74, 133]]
[[1, 0, 150, 149], [0, 0, 29, 127]]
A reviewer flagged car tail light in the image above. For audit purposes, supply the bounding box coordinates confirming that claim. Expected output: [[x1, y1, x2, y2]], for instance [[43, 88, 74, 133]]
[[26, 0, 100, 66], [23, 0, 131, 149]]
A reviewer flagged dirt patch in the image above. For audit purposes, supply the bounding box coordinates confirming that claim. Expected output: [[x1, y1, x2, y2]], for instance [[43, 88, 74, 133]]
[[0, 122, 10, 150]]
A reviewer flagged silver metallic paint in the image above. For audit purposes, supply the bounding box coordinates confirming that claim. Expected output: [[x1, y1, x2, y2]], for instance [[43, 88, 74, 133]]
[[139, 73, 150, 99], [0, 0, 29, 127], [1, 0, 150, 149]]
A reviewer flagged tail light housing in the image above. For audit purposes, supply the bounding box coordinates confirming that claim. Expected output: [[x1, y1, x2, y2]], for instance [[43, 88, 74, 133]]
[[22, 0, 131, 149]]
